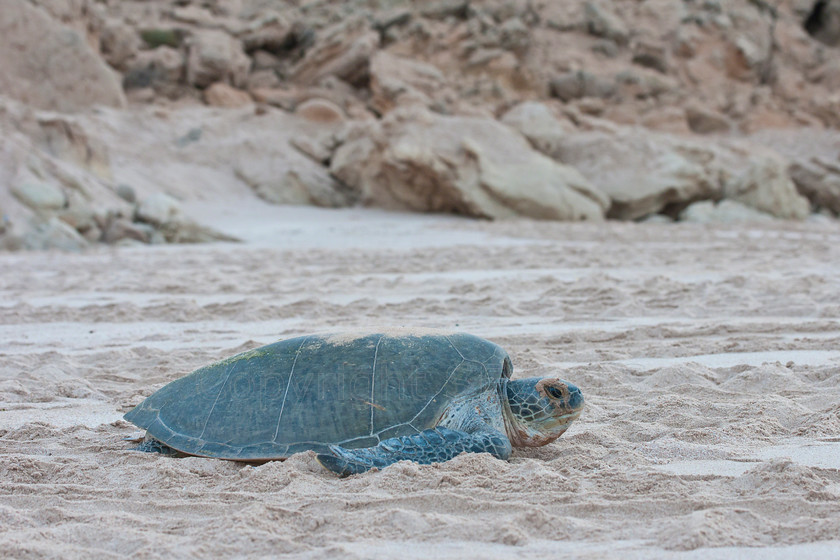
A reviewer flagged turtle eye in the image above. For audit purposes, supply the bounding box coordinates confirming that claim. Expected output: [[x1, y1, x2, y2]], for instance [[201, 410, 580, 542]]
[[545, 386, 565, 400]]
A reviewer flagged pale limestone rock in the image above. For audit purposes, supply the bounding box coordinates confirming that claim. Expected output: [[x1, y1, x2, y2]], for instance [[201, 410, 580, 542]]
[[123, 46, 185, 90], [549, 71, 616, 102], [584, 1, 629, 45], [136, 193, 182, 227], [686, 104, 732, 134], [290, 18, 379, 86], [239, 12, 294, 52], [12, 181, 66, 211], [22, 216, 88, 251], [550, 128, 720, 220], [679, 199, 776, 223], [187, 30, 250, 88], [204, 83, 252, 108], [295, 99, 345, 124], [500, 102, 575, 156], [790, 157, 840, 215], [0, 0, 125, 112], [99, 18, 141, 71], [330, 108, 608, 221], [369, 51, 447, 114], [103, 218, 153, 244], [723, 150, 811, 219], [35, 115, 112, 180]]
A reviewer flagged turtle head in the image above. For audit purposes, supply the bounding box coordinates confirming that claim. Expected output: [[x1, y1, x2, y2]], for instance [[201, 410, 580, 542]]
[[501, 377, 584, 447]]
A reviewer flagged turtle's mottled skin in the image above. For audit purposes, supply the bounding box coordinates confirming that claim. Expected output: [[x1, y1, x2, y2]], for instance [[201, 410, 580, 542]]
[[124, 331, 584, 476]]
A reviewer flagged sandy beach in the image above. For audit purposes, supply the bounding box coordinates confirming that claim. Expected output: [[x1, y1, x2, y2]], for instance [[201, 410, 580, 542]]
[[2, 202, 839, 558]]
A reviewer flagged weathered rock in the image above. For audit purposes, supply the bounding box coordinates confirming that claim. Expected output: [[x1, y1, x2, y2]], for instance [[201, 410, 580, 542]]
[[172, 6, 216, 26], [22, 217, 88, 251], [123, 46, 185, 91], [250, 87, 300, 110], [239, 12, 294, 53], [115, 184, 137, 204], [369, 51, 447, 114], [679, 199, 776, 223], [136, 193, 182, 227], [103, 217, 153, 244], [235, 161, 350, 208], [186, 30, 250, 88], [290, 19, 379, 87], [35, 115, 112, 179], [251, 50, 283, 72], [550, 128, 720, 220], [99, 18, 141, 70], [330, 108, 609, 220], [420, 0, 469, 20], [723, 150, 811, 219], [549, 71, 616, 102], [614, 68, 678, 99], [11, 181, 66, 211], [632, 41, 669, 74], [641, 107, 691, 134], [500, 101, 575, 156], [686, 104, 731, 134], [204, 82, 252, 108], [790, 157, 840, 214], [0, 0, 126, 112], [295, 99, 345, 124], [496, 17, 531, 54], [58, 203, 97, 235], [584, 1, 629, 45]]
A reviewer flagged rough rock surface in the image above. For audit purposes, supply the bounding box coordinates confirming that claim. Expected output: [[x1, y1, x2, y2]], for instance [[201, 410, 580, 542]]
[[500, 101, 576, 158], [679, 199, 777, 223], [3, 0, 840, 250], [790, 157, 840, 214], [369, 51, 448, 114], [331, 108, 608, 220], [186, 30, 251, 88], [290, 18, 379, 87], [550, 128, 721, 220], [11, 181, 66, 212], [0, 0, 125, 112], [723, 149, 811, 220]]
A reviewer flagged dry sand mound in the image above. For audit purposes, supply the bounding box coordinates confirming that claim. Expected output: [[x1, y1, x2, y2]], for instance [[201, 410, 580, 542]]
[[1, 204, 840, 558]]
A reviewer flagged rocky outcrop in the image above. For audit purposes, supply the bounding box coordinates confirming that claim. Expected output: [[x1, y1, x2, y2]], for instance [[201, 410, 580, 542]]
[[11, 181, 66, 212], [543, 124, 812, 220], [722, 149, 811, 220], [790, 157, 840, 214], [290, 18, 379, 87], [549, 128, 720, 220], [186, 30, 251, 88], [0, 0, 125, 112], [369, 51, 448, 115], [500, 102, 575, 157], [1, 0, 838, 253], [331, 108, 608, 220]]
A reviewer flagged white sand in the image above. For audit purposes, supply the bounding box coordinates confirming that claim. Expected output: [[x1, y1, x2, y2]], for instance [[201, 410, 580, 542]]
[[2, 201, 840, 558]]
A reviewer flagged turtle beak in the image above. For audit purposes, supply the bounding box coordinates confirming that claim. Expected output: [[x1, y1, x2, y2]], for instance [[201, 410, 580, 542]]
[[566, 383, 584, 412]]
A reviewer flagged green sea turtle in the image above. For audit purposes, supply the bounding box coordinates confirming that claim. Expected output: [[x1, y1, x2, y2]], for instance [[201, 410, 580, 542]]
[[124, 330, 584, 476]]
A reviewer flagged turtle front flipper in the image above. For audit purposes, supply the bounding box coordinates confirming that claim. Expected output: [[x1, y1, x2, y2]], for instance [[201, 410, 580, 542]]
[[316, 427, 512, 477]]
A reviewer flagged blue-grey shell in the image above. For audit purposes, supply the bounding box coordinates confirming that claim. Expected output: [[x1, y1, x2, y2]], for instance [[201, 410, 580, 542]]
[[124, 331, 512, 460]]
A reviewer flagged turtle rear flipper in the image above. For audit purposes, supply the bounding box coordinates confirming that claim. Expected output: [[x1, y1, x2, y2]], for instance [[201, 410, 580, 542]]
[[132, 438, 181, 456], [316, 427, 512, 477]]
